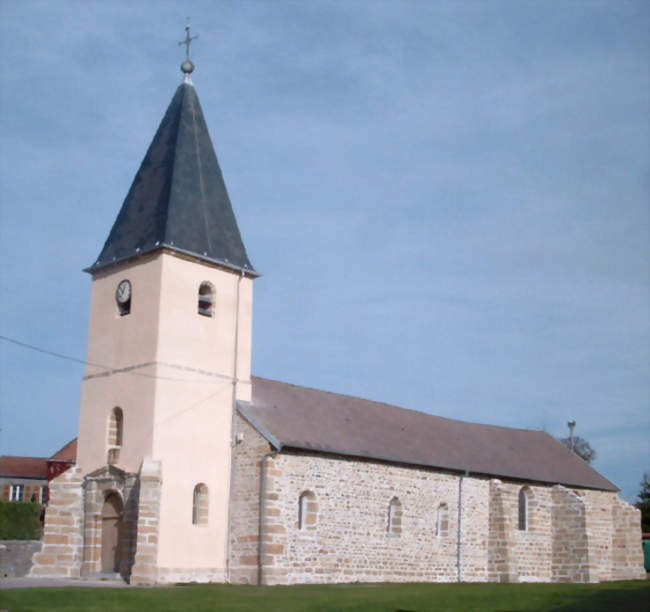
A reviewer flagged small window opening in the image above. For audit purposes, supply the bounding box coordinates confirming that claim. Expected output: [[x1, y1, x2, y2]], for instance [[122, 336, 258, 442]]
[[193, 483, 209, 525], [436, 503, 449, 538], [198, 282, 215, 317], [107, 407, 123, 464], [387, 496, 402, 536], [298, 491, 317, 530], [518, 487, 529, 531]]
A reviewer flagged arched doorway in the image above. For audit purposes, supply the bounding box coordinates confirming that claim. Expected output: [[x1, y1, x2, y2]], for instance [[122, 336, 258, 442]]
[[101, 492, 123, 573]]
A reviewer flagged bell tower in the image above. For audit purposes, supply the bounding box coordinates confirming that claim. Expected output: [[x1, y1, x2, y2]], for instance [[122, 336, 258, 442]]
[[75, 42, 257, 580]]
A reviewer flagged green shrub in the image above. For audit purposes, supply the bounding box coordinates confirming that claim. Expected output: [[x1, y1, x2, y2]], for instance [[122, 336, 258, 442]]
[[0, 500, 43, 540]]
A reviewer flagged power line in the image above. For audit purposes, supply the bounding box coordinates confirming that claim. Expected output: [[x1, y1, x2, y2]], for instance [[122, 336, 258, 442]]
[[1, 334, 90, 367], [0, 334, 229, 384]]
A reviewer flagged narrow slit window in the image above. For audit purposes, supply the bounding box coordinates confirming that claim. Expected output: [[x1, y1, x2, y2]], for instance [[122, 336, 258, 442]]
[[518, 487, 529, 531], [436, 503, 448, 538], [198, 282, 215, 317], [298, 491, 317, 530], [387, 497, 402, 536], [107, 407, 123, 464], [193, 483, 209, 525]]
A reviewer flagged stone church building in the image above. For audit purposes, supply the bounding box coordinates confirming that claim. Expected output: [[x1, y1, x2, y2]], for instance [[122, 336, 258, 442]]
[[31, 56, 643, 585]]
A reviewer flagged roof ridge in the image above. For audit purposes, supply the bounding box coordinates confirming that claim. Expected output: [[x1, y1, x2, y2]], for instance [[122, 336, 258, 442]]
[[160, 83, 187, 248]]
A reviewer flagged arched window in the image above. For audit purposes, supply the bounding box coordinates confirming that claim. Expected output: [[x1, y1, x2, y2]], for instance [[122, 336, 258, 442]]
[[107, 407, 123, 464], [192, 483, 209, 526], [198, 282, 215, 317], [518, 487, 529, 531], [387, 497, 402, 536], [298, 490, 317, 530], [436, 503, 448, 538]]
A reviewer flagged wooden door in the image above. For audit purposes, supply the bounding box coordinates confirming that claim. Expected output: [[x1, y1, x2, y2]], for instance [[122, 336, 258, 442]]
[[101, 493, 123, 573]]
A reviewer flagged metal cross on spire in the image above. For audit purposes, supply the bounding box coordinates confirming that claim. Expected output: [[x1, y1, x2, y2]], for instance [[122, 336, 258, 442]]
[[179, 22, 198, 80], [179, 23, 198, 60]]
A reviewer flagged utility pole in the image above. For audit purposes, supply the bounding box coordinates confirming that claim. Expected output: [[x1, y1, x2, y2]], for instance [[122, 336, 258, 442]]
[[567, 420, 576, 452]]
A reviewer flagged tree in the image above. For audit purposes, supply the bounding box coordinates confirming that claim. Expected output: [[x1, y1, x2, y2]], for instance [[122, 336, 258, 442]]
[[559, 436, 596, 463], [637, 472, 650, 533]]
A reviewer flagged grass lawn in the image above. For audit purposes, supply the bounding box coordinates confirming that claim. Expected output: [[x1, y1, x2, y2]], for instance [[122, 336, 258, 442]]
[[0, 580, 648, 611]]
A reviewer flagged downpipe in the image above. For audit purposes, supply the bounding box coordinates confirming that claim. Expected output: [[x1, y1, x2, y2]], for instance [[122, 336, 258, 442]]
[[457, 470, 469, 582]]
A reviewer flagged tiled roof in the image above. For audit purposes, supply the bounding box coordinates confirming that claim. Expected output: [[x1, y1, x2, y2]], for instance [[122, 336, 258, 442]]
[[0, 456, 48, 479], [49, 438, 77, 463], [239, 377, 618, 492], [87, 82, 255, 275]]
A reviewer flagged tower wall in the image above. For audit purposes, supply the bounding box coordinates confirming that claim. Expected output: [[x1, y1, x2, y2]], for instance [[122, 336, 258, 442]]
[[76, 249, 254, 580], [150, 253, 253, 579], [76, 254, 163, 475]]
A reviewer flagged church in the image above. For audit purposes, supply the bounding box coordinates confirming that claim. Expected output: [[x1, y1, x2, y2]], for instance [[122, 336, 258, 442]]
[[30, 44, 644, 585]]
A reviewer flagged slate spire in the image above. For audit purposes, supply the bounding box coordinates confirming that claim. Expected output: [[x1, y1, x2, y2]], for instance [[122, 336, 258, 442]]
[[88, 76, 256, 275]]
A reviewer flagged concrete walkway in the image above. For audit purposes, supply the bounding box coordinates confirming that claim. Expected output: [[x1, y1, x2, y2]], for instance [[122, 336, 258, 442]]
[[0, 576, 130, 589]]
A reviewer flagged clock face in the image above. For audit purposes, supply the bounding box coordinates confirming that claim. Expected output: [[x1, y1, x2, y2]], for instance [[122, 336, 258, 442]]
[[116, 280, 131, 304]]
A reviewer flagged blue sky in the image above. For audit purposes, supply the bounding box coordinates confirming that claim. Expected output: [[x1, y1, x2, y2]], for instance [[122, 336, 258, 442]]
[[0, 1, 647, 502]]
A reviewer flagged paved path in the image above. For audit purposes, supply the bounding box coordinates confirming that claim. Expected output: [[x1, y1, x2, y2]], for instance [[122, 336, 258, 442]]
[[0, 577, 130, 589]]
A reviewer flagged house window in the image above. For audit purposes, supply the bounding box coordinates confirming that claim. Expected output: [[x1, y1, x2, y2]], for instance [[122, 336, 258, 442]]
[[41, 485, 48, 504], [387, 497, 402, 536], [518, 487, 529, 531], [107, 407, 123, 464], [298, 491, 317, 530], [436, 503, 448, 537], [198, 282, 215, 317], [10, 484, 24, 502], [192, 483, 209, 525], [116, 279, 131, 316]]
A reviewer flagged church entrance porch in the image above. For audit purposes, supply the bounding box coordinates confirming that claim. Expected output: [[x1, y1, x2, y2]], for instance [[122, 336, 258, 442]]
[[101, 493, 123, 573], [80, 465, 139, 580]]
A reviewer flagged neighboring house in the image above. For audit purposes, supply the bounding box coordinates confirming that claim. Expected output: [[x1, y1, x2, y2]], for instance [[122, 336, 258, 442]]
[[31, 50, 645, 585], [0, 456, 48, 504], [47, 439, 78, 483], [1, 440, 77, 505]]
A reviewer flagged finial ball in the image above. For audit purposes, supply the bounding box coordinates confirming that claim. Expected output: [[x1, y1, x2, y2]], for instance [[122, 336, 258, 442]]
[[181, 59, 195, 74]]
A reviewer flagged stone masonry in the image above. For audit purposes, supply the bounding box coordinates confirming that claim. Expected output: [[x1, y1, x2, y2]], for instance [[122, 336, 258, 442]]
[[79, 465, 138, 579], [30, 467, 84, 577], [129, 458, 161, 585], [228, 415, 272, 584], [0, 540, 42, 578], [229, 414, 644, 585], [30, 414, 644, 584]]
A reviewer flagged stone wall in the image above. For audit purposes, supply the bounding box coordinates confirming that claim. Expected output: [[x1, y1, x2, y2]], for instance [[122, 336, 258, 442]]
[[34, 427, 642, 585], [0, 540, 41, 577], [227, 429, 644, 586], [611, 496, 645, 580], [488, 479, 516, 582], [30, 467, 84, 577], [496, 482, 553, 582], [257, 450, 489, 585], [228, 414, 272, 584], [129, 458, 161, 585]]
